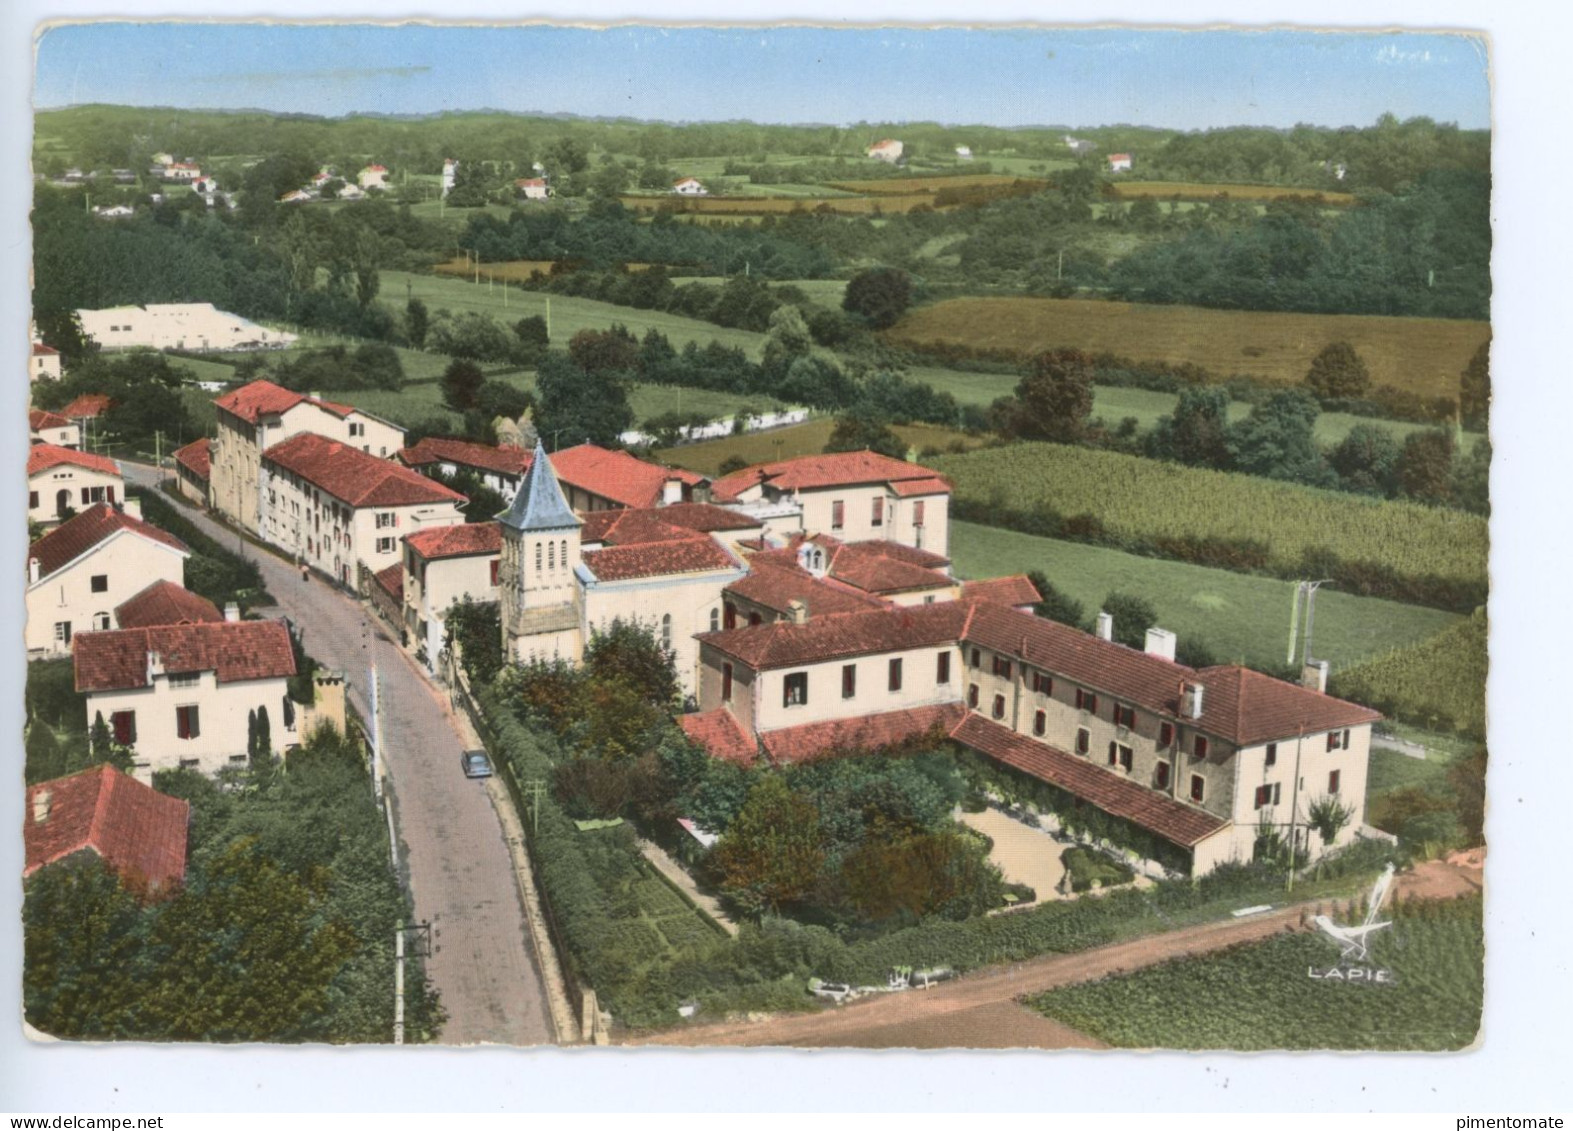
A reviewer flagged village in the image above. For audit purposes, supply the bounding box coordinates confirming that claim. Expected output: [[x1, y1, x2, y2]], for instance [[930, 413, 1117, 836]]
[[18, 23, 1495, 1063]]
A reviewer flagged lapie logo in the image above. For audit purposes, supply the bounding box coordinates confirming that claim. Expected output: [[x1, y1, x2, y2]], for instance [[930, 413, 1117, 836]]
[[1307, 863, 1399, 985]]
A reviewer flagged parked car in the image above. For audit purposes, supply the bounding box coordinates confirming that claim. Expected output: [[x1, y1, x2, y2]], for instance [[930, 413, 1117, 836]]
[[461, 749, 493, 779]]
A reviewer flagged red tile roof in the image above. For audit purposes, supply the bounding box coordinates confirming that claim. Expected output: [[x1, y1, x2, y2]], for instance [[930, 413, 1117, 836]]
[[373, 562, 403, 603], [29, 408, 72, 432], [398, 437, 532, 478], [960, 575, 1042, 608], [29, 503, 188, 580], [28, 443, 119, 478], [582, 533, 738, 582], [214, 379, 355, 424], [725, 562, 886, 619], [73, 619, 296, 693], [264, 432, 467, 508], [679, 709, 758, 766], [761, 703, 967, 765], [405, 521, 502, 561], [113, 580, 223, 629], [549, 444, 708, 508], [698, 601, 973, 670], [964, 602, 1381, 746], [172, 437, 210, 480], [24, 766, 189, 894], [60, 394, 114, 420], [1190, 665, 1383, 748], [826, 542, 954, 596], [889, 476, 952, 498], [710, 450, 949, 503], [644, 502, 763, 534], [32, 342, 60, 357], [953, 715, 1228, 848]]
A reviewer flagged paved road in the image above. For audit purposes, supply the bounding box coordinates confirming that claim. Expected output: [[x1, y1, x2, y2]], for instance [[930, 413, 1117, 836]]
[[127, 467, 553, 1046]]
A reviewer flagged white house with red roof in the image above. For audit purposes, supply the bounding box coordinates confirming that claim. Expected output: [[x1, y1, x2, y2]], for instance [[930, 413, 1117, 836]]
[[514, 177, 549, 200], [1107, 153, 1133, 173], [73, 619, 299, 778], [161, 162, 202, 182], [401, 522, 503, 670], [31, 341, 62, 382], [76, 303, 297, 353], [26, 503, 190, 656], [398, 437, 532, 501], [688, 594, 1381, 875], [25, 766, 190, 896], [171, 437, 210, 506], [358, 164, 390, 190], [27, 444, 123, 526], [710, 449, 951, 554], [867, 139, 904, 163], [260, 432, 467, 586], [209, 379, 406, 537], [30, 408, 80, 449], [672, 177, 707, 196]]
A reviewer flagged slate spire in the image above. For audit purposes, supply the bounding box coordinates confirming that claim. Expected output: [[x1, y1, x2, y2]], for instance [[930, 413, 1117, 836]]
[[499, 442, 580, 531]]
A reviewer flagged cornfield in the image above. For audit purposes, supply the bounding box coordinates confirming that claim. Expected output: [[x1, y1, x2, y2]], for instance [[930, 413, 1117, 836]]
[[1329, 612, 1487, 738], [930, 443, 1488, 589], [1031, 894, 1482, 1050], [888, 297, 1491, 400]]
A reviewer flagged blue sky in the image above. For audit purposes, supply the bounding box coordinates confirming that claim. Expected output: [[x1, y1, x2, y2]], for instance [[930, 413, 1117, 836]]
[[33, 23, 1491, 130]]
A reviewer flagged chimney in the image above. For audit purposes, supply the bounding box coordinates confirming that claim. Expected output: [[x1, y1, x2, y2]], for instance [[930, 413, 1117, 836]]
[[309, 391, 322, 401], [1144, 627, 1177, 662], [1301, 660, 1330, 694], [1183, 682, 1206, 720], [1095, 611, 1113, 642], [787, 599, 808, 626], [224, 601, 241, 623], [32, 789, 51, 825], [28, 557, 40, 584], [146, 649, 164, 684], [121, 498, 142, 521], [662, 478, 683, 506]]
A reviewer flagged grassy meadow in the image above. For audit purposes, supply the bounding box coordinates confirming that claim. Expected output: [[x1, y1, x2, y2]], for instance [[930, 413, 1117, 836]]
[[888, 296, 1491, 401], [1103, 179, 1356, 206], [655, 417, 986, 476], [945, 520, 1460, 673]]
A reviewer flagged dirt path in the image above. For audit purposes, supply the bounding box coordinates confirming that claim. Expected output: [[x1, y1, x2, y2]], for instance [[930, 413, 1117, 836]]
[[959, 807, 1068, 903], [632, 859, 1485, 1049]]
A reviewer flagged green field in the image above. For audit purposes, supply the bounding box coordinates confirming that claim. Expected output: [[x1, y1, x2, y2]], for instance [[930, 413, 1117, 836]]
[[946, 521, 1460, 673], [382, 270, 772, 358], [1031, 895, 1482, 1050], [656, 417, 987, 476], [932, 443, 1489, 589]]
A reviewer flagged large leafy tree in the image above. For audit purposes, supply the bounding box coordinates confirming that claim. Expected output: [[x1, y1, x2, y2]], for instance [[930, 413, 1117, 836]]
[[1227, 390, 1332, 486], [825, 412, 905, 459], [1329, 423, 1402, 497], [842, 266, 912, 330], [710, 774, 825, 915], [1304, 341, 1372, 400], [1459, 339, 1490, 428], [1397, 428, 1456, 505], [441, 358, 485, 411], [1100, 592, 1160, 650], [1149, 386, 1233, 469], [534, 351, 634, 449], [1006, 349, 1096, 444]]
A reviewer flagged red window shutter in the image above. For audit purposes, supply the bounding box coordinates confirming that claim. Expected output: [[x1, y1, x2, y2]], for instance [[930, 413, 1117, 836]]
[[722, 664, 733, 702], [968, 684, 979, 708], [1160, 722, 1174, 747], [1195, 735, 1209, 759], [1034, 710, 1045, 736], [1076, 729, 1089, 754], [490, 560, 499, 586], [1326, 733, 1336, 751], [80, 487, 90, 505], [914, 500, 925, 526], [1108, 741, 1118, 766], [107, 486, 116, 503], [1329, 770, 1341, 794], [29, 491, 38, 509]]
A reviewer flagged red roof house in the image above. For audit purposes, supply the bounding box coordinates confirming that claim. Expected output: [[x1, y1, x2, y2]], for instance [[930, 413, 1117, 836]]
[[113, 579, 224, 629], [549, 444, 707, 509], [25, 766, 190, 895], [263, 432, 467, 509]]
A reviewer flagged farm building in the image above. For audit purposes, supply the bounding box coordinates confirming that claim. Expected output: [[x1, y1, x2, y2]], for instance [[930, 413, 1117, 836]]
[[866, 139, 904, 163], [672, 177, 708, 196], [358, 164, 389, 190], [76, 303, 298, 353], [955, 146, 973, 160], [1108, 153, 1133, 173], [31, 341, 62, 382], [441, 158, 458, 197]]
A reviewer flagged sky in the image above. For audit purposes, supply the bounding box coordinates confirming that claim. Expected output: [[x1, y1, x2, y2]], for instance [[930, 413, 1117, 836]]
[[32, 22, 1492, 131]]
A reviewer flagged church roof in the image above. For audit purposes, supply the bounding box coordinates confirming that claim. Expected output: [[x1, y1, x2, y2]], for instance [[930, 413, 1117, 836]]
[[499, 443, 580, 533]]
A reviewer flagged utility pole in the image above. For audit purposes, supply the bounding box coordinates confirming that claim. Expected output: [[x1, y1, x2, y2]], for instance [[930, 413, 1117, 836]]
[[1286, 580, 1305, 666], [1302, 580, 1331, 668], [522, 779, 546, 834], [1286, 725, 1306, 893], [545, 294, 552, 340]]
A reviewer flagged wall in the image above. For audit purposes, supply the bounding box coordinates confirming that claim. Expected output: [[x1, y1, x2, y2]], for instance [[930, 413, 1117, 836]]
[[794, 486, 950, 557], [25, 534, 186, 655], [29, 466, 122, 525], [87, 672, 294, 779], [581, 567, 741, 697], [406, 551, 499, 669], [747, 643, 963, 733], [32, 423, 79, 449], [1224, 725, 1373, 865]]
